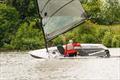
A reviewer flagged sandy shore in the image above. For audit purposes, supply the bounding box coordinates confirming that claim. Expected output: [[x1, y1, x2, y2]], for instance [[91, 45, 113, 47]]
[[0, 49, 120, 80]]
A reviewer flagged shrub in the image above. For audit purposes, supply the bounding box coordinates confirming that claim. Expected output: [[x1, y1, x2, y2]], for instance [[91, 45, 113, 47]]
[[80, 34, 97, 43], [2, 44, 14, 50], [102, 32, 113, 47], [52, 36, 63, 46], [112, 35, 120, 47], [77, 21, 96, 35], [11, 20, 44, 50], [96, 27, 108, 42]]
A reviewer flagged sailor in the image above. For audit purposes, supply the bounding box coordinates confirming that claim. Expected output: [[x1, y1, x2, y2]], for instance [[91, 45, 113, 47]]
[[64, 40, 80, 57]]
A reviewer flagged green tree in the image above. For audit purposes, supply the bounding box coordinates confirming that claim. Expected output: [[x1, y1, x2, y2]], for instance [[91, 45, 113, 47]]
[[100, 0, 120, 24], [0, 4, 20, 47], [11, 20, 44, 50], [6, 0, 38, 19], [82, 0, 101, 23], [82, 0, 120, 24]]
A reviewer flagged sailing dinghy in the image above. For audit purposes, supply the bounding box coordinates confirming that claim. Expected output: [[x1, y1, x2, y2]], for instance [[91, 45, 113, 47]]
[[29, 0, 110, 59]]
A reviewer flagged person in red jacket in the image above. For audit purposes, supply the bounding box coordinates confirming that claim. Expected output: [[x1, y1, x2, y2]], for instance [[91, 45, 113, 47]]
[[64, 40, 80, 57]]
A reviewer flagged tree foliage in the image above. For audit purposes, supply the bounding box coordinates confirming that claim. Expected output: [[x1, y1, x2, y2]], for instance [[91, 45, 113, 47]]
[[0, 4, 19, 47], [0, 0, 120, 50], [102, 32, 113, 47], [82, 0, 120, 24], [11, 20, 44, 50], [6, 0, 38, 19], [112, 35, 120, 47]]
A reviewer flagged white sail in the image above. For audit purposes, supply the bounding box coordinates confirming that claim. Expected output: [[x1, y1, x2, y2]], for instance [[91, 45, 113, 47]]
[[37, 0, 86, 41]]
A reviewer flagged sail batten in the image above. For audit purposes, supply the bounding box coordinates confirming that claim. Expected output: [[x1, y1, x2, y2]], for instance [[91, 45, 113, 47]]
[[41, 0, 51, 13], [50, 0, 74, 17], [37, 0, 86, 41]]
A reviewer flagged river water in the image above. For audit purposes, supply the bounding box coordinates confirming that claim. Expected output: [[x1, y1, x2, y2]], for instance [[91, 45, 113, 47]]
[[0, 48, 120, 80]]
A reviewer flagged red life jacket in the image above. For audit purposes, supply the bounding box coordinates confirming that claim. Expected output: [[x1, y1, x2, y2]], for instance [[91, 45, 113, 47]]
[[64, 43, 80, 56]]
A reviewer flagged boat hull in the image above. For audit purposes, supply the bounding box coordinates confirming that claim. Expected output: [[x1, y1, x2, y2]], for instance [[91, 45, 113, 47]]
[[29, 44, 110, 59]]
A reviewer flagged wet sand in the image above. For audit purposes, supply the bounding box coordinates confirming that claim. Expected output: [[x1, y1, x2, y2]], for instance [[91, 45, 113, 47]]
[[0, 49, 120, 80]]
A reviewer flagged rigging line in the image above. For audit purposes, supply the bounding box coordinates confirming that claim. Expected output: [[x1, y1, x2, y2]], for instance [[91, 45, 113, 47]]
[[43, 0, 74, 26], [50, 0, 74, 17], [41, 0, 52, 13]]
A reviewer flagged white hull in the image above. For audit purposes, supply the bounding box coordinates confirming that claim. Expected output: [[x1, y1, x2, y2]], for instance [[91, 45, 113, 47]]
[[29, 44, 111, 59]]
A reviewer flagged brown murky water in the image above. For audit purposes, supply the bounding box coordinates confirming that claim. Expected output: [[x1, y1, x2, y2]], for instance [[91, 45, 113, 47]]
[[0, 49, 120, 80]]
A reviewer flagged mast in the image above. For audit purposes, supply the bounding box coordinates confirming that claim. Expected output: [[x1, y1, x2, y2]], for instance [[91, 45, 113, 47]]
[[36, 0, 49, 52], [40, 18, 49, 53]]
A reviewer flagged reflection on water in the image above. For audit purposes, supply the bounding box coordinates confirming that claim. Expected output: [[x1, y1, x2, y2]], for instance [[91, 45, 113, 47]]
[[0, 49, 120, 80]]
